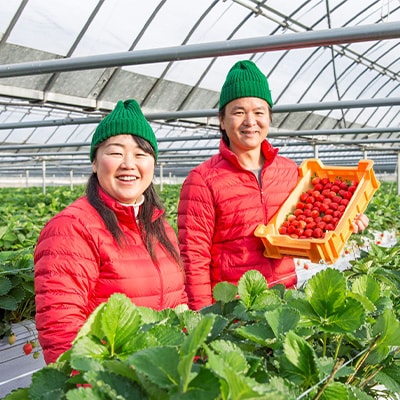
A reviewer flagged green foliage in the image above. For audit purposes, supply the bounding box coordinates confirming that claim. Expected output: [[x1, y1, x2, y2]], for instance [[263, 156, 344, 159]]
[[364, 181, 400, 238], [0, 248, 35, 337], [0, 181, 398, 397], [4, 265, 399, 399], [0, 185, 85, 251], [156, 184, 182, 233], [345, 242, 400, 321], [0, 185, 85, 337]]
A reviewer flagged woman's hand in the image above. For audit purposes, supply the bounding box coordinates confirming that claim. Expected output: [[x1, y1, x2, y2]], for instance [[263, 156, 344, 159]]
[[351, 213, 369, 233]]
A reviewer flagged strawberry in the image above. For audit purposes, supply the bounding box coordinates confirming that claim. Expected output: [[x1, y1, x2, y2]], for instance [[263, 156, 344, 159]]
[[311, 177, 321, 186], [23, 342, 33, 355], [33, 351, 40, 359], [8, 333, 17, 345], [278, 226, 287, 234], [279, 175, 359, 240]]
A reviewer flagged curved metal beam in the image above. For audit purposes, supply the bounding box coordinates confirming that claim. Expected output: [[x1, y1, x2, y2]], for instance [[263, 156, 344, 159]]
[[1, 97, 399, 130], [0, 22, 399, 78]]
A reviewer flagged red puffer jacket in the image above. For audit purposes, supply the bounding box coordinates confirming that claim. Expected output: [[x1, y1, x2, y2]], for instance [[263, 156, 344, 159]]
[[178, 139, 299, 311], [34, 189, 187, 364]]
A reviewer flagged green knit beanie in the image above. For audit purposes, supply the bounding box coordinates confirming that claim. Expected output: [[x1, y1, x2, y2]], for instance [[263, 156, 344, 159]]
[[219, 60, 273, 110], [90, 99, 158, 161]]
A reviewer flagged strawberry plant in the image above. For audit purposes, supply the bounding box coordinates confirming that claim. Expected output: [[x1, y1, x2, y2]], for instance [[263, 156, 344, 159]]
[[156, 184, 182, 233], [0, 186, 85, 337], [365, 181, 400, 237], [4, 253, 399, 399], [0, 248, 35, 338]]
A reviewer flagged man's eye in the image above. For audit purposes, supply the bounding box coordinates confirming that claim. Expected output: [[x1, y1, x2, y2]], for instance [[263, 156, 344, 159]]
[[109, 152, 123, 156]]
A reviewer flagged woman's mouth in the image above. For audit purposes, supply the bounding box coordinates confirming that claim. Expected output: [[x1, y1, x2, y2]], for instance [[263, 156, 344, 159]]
[[117, 175, 137, 181]]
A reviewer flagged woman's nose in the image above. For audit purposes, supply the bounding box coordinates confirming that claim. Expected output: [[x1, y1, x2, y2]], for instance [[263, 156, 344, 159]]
[[121, 154, 136, 168]]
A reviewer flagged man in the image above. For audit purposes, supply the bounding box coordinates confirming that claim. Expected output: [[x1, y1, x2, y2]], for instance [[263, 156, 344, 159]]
[[178, 60, 368, 311]]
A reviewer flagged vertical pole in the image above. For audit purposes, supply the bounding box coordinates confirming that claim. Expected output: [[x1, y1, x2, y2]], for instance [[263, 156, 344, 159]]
[[159, 163, 164, 192], [313, 142, 318, 158], [70, 170, 74, 190], [397, 152, 400, 196], [42, 160, 46, 195], [25, 170, 29, 187]]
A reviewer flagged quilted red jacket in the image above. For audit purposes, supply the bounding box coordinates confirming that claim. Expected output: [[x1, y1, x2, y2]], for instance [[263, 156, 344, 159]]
[[178, 139, 299, 310], [34, 189, 187, 364]]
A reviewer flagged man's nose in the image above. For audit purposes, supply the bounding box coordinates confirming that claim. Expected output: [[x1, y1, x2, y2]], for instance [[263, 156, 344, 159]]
[[243, 113, 256, 125]]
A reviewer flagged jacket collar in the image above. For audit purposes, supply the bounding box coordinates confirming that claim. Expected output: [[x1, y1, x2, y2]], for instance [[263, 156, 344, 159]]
[[98, 187, 164, 227], [219, 138, 278, 170]]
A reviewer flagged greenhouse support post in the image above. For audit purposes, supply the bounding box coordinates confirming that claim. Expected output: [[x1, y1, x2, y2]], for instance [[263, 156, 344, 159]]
[[397, 153, 400, 195], [42, 160, 46, 195], [159, 163, 164, 192], [70, 170, 74, 190], [313, 143, 318, 158]]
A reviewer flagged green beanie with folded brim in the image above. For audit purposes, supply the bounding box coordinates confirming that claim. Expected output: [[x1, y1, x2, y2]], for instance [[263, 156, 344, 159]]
[[219, 60, 273, 110], [90, 99, 158, 162]]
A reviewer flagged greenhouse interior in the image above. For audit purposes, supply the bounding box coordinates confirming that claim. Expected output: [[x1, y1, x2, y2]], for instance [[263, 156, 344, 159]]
[[0, 0, 399, 399]]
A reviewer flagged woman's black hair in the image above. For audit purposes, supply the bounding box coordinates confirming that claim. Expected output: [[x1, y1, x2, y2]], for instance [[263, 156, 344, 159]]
[[218, 102, 273, 146], [87, 136, 182, 267]]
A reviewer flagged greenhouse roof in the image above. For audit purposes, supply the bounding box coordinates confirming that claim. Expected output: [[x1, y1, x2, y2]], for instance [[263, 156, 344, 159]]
[[0, 0, 399, 180]]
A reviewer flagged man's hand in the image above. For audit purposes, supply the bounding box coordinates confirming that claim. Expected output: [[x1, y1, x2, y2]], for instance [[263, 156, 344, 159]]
[[351, 213, 369, 233]]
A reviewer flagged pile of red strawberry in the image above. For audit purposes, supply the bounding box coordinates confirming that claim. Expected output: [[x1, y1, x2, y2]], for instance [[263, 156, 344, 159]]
[[278, 176, 358, 239]]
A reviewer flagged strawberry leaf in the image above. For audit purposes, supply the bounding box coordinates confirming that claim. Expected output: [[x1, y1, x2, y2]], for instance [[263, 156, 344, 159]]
[[281, 331, 319, 387], [305, 268, 346, 316], [265, 306, 300, 339], [128, 346, 180, 389], [213, 281, 238, 303], [178, 314, 215, 391]]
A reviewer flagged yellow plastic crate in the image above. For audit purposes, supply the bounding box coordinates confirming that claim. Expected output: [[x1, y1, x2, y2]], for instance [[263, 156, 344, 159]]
[[254, 158, 380, 264]]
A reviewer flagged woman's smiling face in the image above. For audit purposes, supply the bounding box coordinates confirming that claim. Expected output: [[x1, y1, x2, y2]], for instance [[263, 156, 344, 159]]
[[92, 134, 155, 204]]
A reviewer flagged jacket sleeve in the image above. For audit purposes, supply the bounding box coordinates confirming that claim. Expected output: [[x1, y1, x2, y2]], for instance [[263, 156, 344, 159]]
[[34, 213, 99, 364], [178, 170, 215, 311], [164, 221, 188, 306]]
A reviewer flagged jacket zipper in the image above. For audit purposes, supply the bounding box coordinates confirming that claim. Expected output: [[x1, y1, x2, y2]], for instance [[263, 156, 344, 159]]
[[258, 169, 269, 224]]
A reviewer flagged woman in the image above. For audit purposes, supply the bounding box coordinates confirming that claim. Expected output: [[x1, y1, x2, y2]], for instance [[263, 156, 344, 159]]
[[34, 99, 187, 364], [178, 60, 368, 311]]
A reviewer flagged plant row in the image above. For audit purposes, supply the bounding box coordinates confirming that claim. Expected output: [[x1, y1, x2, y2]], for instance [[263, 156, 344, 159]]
[[0, 181, 399, 363], [4, 245, 400, 399]]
